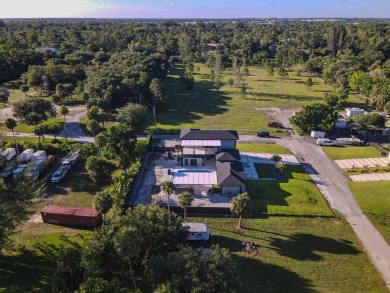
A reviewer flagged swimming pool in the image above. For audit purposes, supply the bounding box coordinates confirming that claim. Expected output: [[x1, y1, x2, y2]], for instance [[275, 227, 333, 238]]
[[177, 169, 211, 173]]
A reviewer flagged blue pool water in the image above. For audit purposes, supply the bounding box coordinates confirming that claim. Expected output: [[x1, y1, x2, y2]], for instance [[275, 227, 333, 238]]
[[178, 169, 211, 173]]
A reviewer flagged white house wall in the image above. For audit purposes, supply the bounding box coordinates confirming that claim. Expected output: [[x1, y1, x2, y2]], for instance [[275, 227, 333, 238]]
[[183, 147, 218, 155]]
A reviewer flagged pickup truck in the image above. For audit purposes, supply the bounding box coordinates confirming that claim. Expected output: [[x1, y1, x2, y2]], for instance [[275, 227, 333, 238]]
[[51, 166, 68, 183]]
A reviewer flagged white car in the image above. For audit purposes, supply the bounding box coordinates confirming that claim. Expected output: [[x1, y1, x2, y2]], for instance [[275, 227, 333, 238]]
[[51, 167, 68, 183], [316, 138, 336, 146]]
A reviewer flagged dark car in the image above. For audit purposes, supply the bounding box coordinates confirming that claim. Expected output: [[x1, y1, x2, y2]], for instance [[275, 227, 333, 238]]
[[268, 121, 283, 128], [257, 131, 270, 137]]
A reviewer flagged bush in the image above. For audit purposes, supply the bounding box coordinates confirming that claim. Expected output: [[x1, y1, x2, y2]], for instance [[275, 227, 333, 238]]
[[85, 156, 115, 183]]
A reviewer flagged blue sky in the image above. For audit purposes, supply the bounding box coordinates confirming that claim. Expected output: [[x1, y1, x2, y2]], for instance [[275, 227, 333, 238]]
[[0, 0, 388, 18]]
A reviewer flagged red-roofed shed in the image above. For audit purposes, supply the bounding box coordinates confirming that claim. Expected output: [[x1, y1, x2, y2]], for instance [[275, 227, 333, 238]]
[[40, 205, 102, 228]]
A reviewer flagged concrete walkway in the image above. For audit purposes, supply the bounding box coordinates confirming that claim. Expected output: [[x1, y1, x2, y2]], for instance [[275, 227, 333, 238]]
[[240, 152, 300, 179], [350, 173, 390, 182], [335, 157, 390, 169]]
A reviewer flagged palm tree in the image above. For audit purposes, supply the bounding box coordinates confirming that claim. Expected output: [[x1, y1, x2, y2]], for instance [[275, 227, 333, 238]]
[[93, 190, 113, 224], [113, 227, 141, 289], [161, 180, 175, 222], [178, 191, 193, 222], [5, 118, 18, 154], [270, 154, 282, 165], [59, 105, 69, 123], [275, 162, 287, 175], [87, 119, 100, 137], [230, 193, 253, 228]]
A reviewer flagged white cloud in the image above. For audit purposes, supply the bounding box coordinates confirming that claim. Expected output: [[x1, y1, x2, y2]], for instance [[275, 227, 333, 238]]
[[0, 0, 101, 18]]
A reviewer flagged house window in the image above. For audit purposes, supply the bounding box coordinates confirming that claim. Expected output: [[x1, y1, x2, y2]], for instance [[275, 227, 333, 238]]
[[197, 233, 202, 237], [190, 159, 197, 166]]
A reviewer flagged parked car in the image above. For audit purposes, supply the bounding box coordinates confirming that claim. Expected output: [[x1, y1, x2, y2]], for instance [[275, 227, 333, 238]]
[[267, 121, 283, 128], [1, 163, 17, 178], [256, 131, 270, 137], [316, 138, 337, 146], [12, 164, 28, 179], [51, 166, 68, 183]]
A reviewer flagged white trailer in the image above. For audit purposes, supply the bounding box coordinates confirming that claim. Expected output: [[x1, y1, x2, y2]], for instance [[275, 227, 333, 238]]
[[1, 148, 16, 161], [183, 222, 210, 241], [310, 131, 325, 139], [346, 108, 365, 117], [62, 149, 80, 169], [16, 149, 34, 163], [30, 150, 47, 162]]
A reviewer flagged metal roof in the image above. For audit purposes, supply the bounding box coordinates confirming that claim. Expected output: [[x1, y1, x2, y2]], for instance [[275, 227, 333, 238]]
[[183, 222, 209, 233], [181, 140, 221, 147], [173, 170, 217, 185]]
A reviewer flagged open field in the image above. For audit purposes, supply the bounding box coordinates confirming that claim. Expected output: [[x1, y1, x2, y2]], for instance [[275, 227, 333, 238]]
[[247, 165, 333, 216], [153, 64, 365, 135], [237, 143, 292, 154], [0, 229, 91, 292], [349, 181, 390, 244], [322, 146, 381, 160], [190, 216, 387, 293]]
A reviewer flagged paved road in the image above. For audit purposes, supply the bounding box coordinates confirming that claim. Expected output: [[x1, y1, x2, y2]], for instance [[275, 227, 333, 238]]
[[240, 109, 390, 289]]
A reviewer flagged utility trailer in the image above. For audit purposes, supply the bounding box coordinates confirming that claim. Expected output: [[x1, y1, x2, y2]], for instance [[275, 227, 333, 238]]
[[62, 149, 80, 169]]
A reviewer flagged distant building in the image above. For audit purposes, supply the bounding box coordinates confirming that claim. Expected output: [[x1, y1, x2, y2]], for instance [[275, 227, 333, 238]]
[[345, 108, 366, 117]]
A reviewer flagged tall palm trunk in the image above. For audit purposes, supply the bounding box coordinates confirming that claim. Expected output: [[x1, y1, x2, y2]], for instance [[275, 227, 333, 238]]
[[167, 193, 171, 222], [11, 129, 19, 154], [128, 258, 137, 289], [184, 207, 187, 223]]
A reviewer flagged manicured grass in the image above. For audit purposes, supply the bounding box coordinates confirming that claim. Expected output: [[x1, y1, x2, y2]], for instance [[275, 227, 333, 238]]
[[40, 159, 105, 209], [237, 143, 292, 154], [247, 165, 333, 216], [0, 229, 91, 292], [254, 163, 275, 178], [189, 216, 387, 293], [322, 146, 381, 160], [154, 64, 363, 135], [349, 181, 390, 245]]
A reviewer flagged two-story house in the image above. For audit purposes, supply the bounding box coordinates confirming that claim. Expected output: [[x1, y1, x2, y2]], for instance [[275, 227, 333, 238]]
[[173, 129, 246, 196]]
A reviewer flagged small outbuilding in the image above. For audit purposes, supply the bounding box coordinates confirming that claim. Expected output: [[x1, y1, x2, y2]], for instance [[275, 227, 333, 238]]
[[346, 108, 365, 117], [40, 205, 102, 228], [183, 222, 210, 241]]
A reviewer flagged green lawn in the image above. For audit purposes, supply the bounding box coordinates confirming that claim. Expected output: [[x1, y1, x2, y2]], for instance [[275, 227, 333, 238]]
[[322, 146, 381, 160], [237, 143, 292, 154], [349, 181, 390, 245], [190, 216, 387, 293], [247, 165, 333, 216], [153, 64, 365, 135], [0, 229, 91, 292], [254, 163, 275, 178]]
